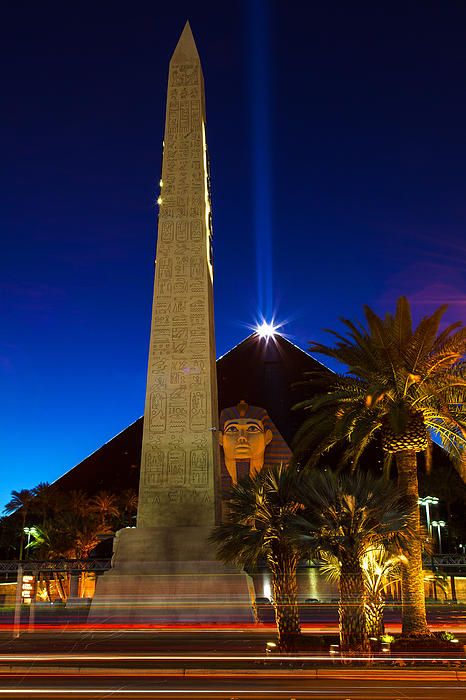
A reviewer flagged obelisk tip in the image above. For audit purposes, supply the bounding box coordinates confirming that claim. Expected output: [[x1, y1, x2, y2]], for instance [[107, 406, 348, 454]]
[[171, 21, 200, 63]]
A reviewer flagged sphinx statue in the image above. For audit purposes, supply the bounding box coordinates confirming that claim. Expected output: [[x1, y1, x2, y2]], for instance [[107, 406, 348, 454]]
[[218, 400, 292, 485]]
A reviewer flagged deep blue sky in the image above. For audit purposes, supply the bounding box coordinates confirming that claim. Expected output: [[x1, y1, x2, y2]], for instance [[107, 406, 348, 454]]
[[2, 1, 466, 509]]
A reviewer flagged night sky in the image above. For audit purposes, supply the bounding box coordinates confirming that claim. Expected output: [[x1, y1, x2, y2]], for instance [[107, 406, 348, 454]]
[[2, 1, 466, 510]]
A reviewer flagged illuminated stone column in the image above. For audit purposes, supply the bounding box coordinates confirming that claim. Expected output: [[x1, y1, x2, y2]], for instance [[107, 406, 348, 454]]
[[137, 22, 220, 529], [90, 25, 253, 623]]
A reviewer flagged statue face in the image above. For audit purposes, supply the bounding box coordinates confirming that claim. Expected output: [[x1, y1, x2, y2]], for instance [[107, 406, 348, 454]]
[[219, 418, 273, 480]]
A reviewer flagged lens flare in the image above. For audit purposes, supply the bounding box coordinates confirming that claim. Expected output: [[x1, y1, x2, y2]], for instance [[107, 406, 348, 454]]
[[255, 321, 278, 338]]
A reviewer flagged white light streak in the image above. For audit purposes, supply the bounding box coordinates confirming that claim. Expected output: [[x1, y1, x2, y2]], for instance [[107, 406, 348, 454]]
[[0, 687, 464, 695], [0, 653, 465, 663], [255, 320, 278, 338]]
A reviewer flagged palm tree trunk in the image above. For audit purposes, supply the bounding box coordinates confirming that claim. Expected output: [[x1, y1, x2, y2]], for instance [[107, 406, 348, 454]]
[[365, 596, 385, 638], [64, 572, 71, 600], [79, 571, 87, 597], [270, 565, 301, 652], [396, 449, 430, 636], [339, 557, 369, 652], [44, 574, 52, 602], [18, 533, 25, 562], [53, 573, 66, 601], [18, 513, 27, 561]]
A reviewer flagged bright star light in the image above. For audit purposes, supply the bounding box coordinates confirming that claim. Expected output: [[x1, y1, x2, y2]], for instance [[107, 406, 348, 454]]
[[256, 320, 278, 339]]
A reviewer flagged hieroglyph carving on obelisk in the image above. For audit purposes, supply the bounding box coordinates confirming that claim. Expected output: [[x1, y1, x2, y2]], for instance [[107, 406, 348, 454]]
[[137, 22, 220, 528]]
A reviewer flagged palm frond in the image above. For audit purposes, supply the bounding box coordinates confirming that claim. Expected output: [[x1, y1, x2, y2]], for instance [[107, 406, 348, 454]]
[[293, 297, 466, 476]]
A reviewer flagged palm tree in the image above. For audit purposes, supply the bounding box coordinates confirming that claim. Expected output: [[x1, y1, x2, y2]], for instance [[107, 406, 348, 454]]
[[296, 470, 413, 652], [320, 547, 402, 638], [27, 510, 111, 599], [25, 520, 75, 601], [361, 548, 401, 638], [209, 464, 305, 652], [119, 489, 138, 527], [72, 519, 112, 559], [294, 298, 466, 636], [26, 516, 75, 558], [27, 511, 93, 560], [89, 491, 120, 528], [4, 489, 35, 560], [65, 490, 91, 517], [0, 516, 22, 559], [31, 482, 56, 526]]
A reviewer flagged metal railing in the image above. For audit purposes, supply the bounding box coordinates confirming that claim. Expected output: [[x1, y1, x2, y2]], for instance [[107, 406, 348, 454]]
[[0, 559, 111, 574], [0, 555, 465, 574], [302, 555, 466, 572], [424, 554, 466, 569]]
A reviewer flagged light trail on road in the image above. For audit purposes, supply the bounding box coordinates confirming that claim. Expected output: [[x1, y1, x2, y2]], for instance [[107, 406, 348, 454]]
[[2, 619, 466, 635], [0, 653, 466, 662], [0, 684, 464, 698]]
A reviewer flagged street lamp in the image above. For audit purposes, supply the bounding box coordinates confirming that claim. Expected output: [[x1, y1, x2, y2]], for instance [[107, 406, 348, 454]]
[[431, 520, 446, 554], [418, 496, 439, 538], [23, 527, 37, 559]]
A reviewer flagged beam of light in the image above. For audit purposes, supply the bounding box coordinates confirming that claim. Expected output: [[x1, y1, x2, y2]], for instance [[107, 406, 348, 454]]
[[247, 0, 274, 322]]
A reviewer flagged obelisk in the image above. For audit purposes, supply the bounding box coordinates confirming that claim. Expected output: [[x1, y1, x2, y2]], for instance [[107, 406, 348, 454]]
[[138, 22, 219, 529], [91, 23, 253, 624]]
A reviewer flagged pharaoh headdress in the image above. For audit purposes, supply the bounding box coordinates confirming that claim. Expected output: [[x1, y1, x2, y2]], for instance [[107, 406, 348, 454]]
[[219, 400, 292, 485]]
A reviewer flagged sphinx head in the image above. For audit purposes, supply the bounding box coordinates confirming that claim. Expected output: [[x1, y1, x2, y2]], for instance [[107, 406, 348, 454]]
[[219, 401, 273, 483]]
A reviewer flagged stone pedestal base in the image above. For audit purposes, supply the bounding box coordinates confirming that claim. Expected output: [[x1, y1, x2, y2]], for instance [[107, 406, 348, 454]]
[[66, 597, 92, 609], [89, 527, 255, 624]]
